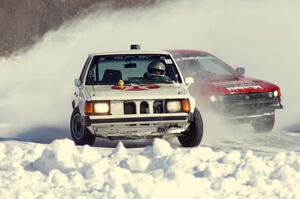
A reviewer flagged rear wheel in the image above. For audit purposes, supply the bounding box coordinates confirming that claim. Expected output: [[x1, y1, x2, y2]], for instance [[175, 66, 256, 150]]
[[251, 114, 275, 132], [70, 109, 96, 146], [178, 108, 203, 147]]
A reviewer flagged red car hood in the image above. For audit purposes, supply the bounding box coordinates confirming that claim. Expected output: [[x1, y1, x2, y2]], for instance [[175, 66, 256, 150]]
[[190, 75, 281, 97]]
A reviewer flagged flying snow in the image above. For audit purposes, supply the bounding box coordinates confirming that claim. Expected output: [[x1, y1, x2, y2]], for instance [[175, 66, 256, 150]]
[[0, 0, 300, 198]]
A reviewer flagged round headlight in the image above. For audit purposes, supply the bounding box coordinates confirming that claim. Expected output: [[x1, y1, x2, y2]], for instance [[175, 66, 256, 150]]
[[273, 90, 279, 97], [210, 95, 216, 102], [167, 100, 181, 112], [94, 102, 110, 114]]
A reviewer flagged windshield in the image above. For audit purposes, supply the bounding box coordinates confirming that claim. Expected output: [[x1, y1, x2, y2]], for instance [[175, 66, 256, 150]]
[[85, 54, 181, 85], [174, 55, 237, 78]]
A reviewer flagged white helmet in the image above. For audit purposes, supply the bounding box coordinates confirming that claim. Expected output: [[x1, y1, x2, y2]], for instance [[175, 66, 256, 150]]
[[147, 61, 166, 78]]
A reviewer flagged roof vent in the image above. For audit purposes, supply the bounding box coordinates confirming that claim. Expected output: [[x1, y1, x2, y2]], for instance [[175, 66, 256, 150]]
[[130, 44, 141, 50]]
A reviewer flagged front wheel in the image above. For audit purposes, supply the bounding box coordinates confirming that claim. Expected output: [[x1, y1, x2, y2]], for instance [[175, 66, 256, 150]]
[[178, 108, 203, 147], [70, 109, 96, 146], [251, 114, 275, 132]]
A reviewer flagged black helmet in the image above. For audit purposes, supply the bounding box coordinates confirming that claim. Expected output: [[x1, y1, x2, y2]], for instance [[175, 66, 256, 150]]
[[147, 61, 166, 78]]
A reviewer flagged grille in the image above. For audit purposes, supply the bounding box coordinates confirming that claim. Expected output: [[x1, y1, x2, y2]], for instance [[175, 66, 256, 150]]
[[222, 92, 272, 103], [124, 102, 136, 114], [153, 100, 164, 113], [123, 100, 167, 114], [140, 101, 149, 114]]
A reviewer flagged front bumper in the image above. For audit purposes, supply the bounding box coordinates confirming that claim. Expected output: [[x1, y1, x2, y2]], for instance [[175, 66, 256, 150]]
[[82, 113, 192, 139], [89, 115, 188, 124], [210, 94, 283, 120]]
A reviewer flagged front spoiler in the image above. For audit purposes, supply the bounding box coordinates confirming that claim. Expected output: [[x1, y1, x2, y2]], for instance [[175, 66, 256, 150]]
[[226, 111, 275, 120], [88, 125, 189, 139]]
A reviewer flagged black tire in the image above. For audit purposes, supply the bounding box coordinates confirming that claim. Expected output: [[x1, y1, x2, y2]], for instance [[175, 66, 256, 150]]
[[70, 109, 96, 146], [251, 114, 275, 132], [178, 108, 203, 147]]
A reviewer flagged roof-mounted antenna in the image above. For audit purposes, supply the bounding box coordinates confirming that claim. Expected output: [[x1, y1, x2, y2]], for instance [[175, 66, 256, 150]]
[[130, 44, 141, 50]]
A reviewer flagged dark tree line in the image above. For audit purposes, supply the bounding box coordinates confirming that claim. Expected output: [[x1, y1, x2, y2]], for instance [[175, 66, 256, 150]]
[[0, 0, 158, 57]]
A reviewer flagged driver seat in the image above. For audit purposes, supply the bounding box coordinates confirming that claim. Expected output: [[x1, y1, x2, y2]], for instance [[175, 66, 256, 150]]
[[101, 69, 122, 85]]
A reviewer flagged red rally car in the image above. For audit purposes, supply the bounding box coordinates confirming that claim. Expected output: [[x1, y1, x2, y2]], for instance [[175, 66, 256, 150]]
[[169, 50, 283, 132]]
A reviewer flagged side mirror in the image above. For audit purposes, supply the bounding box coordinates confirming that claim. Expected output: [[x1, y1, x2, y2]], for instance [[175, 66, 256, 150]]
[[184, 77, 194, 87], [235, 67, 245, 75], [74, 78, 82, 87]]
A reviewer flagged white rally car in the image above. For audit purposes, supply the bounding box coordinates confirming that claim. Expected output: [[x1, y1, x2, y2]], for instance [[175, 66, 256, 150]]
[[70, 45, 203, 147]]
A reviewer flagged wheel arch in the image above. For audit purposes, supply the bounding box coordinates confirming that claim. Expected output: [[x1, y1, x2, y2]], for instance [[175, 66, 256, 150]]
[[189, 96, 196, 113]]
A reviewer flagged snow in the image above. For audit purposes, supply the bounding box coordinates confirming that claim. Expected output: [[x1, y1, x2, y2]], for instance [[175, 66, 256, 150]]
[[0, 138, 300, 198], [152, 138, 173, 157], [1, 0, 300, 198]]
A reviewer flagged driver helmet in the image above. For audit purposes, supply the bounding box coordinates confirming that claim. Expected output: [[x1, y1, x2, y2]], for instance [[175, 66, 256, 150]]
[[147, 61, 166, 78]]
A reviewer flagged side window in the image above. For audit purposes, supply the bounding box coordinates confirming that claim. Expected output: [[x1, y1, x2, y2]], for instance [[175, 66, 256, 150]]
[[177, 59, 204, 79], [86, 63, 97, 84], [176, 60, 194, 77], [79, 56, 92, 83]]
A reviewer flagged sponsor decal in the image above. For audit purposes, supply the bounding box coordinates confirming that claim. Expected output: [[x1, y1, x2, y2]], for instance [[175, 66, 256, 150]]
[[226, 84, 263, 92], [164, 59, 173, 64], [111, 84, 160, 91], [213, 80, 263, 92]]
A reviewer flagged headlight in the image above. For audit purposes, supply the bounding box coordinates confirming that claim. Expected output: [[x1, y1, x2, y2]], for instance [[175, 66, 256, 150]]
[[166, 100, 181, 112], [273, 90, 279, 97], [94, 102, 110, 114], [85, 101, 110, 115], [210, 95, 216, 102]]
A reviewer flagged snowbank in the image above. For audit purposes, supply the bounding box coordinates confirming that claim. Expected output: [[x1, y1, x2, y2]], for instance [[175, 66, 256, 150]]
[[0, 138, 300, 198]]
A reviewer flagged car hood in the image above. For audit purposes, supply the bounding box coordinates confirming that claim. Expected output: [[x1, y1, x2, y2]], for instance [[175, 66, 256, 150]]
[[190, 76, 281, 96], [85, 84, 190, 101]]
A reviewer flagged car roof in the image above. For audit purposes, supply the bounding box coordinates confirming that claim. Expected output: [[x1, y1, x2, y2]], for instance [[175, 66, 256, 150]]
[[166, 49, 211, 56], [89, 50, 172, 56], [89, 49, 213, 58]]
